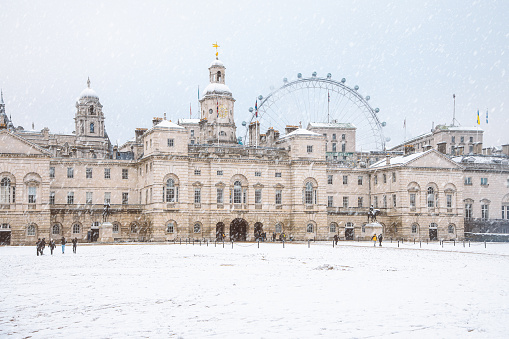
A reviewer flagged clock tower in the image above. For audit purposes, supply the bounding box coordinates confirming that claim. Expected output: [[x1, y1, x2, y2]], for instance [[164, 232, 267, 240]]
[[199, 48, 237, 144]]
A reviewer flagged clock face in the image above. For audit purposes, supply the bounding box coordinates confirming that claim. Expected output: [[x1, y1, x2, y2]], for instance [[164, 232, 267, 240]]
[[218, 105, 228, 118]]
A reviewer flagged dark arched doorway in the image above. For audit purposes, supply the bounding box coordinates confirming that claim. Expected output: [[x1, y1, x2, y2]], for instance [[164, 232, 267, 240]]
[[230, 218, 247, 241], [216, 222, 225, 241], [254, 222, 263, 241]]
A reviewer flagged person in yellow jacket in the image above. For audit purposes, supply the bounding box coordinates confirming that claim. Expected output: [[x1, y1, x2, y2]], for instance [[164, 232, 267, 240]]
[[372, 234, 377, 247]]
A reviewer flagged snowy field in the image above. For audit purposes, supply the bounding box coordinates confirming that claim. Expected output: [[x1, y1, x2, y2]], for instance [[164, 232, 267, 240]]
[[1, 241, 508, 338]]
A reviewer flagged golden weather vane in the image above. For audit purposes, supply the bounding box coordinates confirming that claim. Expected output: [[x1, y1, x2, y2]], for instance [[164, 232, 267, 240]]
[[212, 42, 220, 59]]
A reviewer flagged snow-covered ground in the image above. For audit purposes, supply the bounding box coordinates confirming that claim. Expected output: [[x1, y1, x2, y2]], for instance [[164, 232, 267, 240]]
[[1, 241, 508, 338]]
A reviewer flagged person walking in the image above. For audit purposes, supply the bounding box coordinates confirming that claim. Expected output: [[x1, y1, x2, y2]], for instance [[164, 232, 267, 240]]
[[378, 233, 383, 247], [36, 238, 41, 256], [49, 239, 56, 255], [333, 234, 338, 245], [72, 237, 78, 254], [61, 236, 66, 254], [372, 234, 377, 247], [40, 238, 46, 255]]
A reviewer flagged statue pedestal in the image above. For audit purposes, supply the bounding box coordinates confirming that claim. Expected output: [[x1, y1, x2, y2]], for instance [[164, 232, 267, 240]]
[[99, 222, 114, 243], [364, 222, 383, 240]]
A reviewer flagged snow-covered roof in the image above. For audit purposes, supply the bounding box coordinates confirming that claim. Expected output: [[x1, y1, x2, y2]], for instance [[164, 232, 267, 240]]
[[451, 155, 509, 165], [279, 128, 322, 140], [436, 125, 484, 132], [210, 59, 224, 68], [155, 120, 184, 129], [308, 122, 356, 129], [370, 151, 429, 168], [178, 118, 200, 125], [79, 87, 99, 99], [202, 83, 232, 97]]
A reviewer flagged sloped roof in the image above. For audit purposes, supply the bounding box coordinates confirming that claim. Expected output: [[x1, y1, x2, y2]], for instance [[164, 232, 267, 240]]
[[279, 128, 322, 140]]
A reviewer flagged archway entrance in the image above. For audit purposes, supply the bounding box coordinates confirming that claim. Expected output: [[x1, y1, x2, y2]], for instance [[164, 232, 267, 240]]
[[429, 223, 438, 241], [230, 218, 247, 241], [0, 230, 11, 245], [216, 222, 225, 241], [254, 222, 263, 241], [345, 228, 354, 240]]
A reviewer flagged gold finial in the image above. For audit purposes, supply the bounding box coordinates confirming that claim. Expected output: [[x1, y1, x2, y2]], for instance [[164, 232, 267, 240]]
[[87, 77, 91, 88], [212, 42, 220, 59]]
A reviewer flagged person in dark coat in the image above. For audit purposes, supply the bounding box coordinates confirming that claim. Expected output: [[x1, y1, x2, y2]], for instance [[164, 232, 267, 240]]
[[49, 239, 56, 255], [36, 238, 41, 256], [378, 233, 383, 247], [72, 237, 78, 253], [40, 238, 46, 255], [333, 234, 338, 245], [61, 237, 66, 254]]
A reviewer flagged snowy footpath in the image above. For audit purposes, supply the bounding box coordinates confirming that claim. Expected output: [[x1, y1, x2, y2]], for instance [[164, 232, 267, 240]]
[[1, 241, 508, 338]]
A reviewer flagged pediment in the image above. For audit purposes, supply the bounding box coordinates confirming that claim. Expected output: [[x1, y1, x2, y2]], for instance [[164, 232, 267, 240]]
[[0, 131, 50, 156], [404, 150, 462, 170]]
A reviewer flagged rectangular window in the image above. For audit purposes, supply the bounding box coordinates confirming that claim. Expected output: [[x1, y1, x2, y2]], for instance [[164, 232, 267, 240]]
[[275, 189, 282, 205], [194, 188, 201, 204], [343, 175, 348, 185], [122, 192, 129, 205], [374, 175, 378, 185], [332, 133, 336, 140], [167, 139, 174, 147], [373, 196, 378, 208], [190, 129, 195, 137], [217, 170, 223, 176], [383, 174, 387, 183], [392, 194, 396, 208], [342, 134, 346, 140], [67, 167, 74, 178], [464, 177, 472, 185], [383, 195, 387, 208], [465, 203, 472, 219], [446, 194, 452, 208], [190, 139, 195, 145], [481, 204, 489, 219], [67, 192, 74, 205], [49, 167, 55, 179], [275, 172, 281, 178], [480, 178, 488, 186], [255, 171, 261, 177], [104, 168, 111, 179], [217, 188, 224, 204], [328, 196, 333, 207], [392, 172, 396, 182], [328, 175, 333, 185], [28, 186, 36, 204], [410, 193, 416, 208], [122, 169, 128, 180], [469, 136, 473, 143], [343, 196, 349, 208], [451, 136, 455, 143], [255, 189, 262, 204], [104, 192, 111, 205], [358, 176, 363, 185], [194, 169, 201, 176], [86, 192, 93, 204], [332, 143, 337, 152], [86, 168, 92, 179], [307, 145, 313, 153], [49, 191, 55, 205], [358, 197, 363, 208], [460, 136, 464, 143]]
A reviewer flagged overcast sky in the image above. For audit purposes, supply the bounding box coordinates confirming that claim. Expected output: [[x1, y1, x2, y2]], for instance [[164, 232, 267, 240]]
[[0, 0, 507, 148]]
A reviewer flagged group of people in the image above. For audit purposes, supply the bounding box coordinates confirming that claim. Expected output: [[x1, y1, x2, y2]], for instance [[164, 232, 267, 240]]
[[372, 233, 383, 246], [36, 237, 78, 255]]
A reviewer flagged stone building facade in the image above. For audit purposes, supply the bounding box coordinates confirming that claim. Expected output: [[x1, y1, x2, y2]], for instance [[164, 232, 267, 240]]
[[0, 56, 508, 245]]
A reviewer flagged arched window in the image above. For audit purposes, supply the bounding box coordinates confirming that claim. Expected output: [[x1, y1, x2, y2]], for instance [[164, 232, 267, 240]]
[[217, 71, 222, 82], [27, 224, 36, 236], [166, 221, 175, 233], [275, 223, 283, 233], [112, 222, 119, 234], [411, 224, 418, 233], [306, 223, 314, 233], [193, 223, 201, 233], [165, 178, 178, 203], [90, 122, 95, 133], [304, 182, 316, 205], [448, 224, 455, 234], [427, 187, 435, 208], [72, 224, 80, 234], [130, 223, 138, 233], [329, 223, 337, 233], [52, 224, 60, 235], [89, 105, 94, 114], [233, 181, 242, 204], [0, 177, 11, 203]]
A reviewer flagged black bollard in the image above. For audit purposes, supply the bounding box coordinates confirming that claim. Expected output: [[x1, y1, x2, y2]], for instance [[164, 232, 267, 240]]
[[308, 239, 310, 248], [420, 241, 421, 248], [215, 240, 216, 247], [484, 240, 486, 248], [332, 240, 334, 248], [232, 240, 234, 249], [223, 240, 224, 248], [180, 238, 181, 245], [258, 240, 259, 248], [442, 240, 444, 248], [454, 240, 455, 246], [391, 237, 392, 243], [427, 239, 428, 245], [469, 240, 470, 247], [463, 240, 464, 247], [414, 238, 415, 244], [283, 240, 285, 248], [397, 240, 399, 248]]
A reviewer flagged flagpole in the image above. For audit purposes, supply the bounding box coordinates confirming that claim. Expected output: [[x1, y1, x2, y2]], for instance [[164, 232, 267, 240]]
[[327, 91, 330, 123]]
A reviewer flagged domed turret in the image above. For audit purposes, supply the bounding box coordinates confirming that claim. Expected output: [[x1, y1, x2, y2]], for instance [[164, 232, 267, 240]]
[[75, 78, 105, 139]]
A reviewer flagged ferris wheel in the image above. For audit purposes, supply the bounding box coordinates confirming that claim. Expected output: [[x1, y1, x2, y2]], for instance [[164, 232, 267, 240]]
[[243, 73, 388, 151]]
